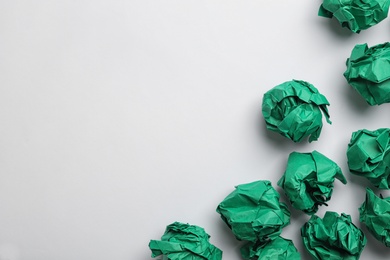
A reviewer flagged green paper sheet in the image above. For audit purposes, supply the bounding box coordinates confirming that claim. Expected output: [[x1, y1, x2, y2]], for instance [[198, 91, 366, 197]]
[[216, 180, 290, 243], [347, 128, 390, 189], [149, 222, 222, 260], [262, 80, 331, 142], [359, 188, 390, 247], [301, 211, 367, 260], [241, 236, 301, 260], [344, 43, 390, 105], [278, 150, 347, 215], [318, 0, 390, 33]]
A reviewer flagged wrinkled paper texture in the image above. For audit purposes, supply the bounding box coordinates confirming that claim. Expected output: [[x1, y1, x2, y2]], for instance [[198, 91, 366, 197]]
[[344, 43, 390, 105], [149, 222, 223, 260], [347, 128, 390, 189], [302, 211, 366, 260], [217, 180, 291, 259], [359, 188, 390, 247], [278, 151, 347, 215], [319, 0, 390, 33], [216, 180, 290, 243], [262, 80, 331, 142], [241, 236, 301, 260]]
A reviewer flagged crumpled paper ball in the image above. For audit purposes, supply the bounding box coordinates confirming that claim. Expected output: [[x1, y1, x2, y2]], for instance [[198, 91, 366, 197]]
[[262, 80, 331, 142], [216, 180, 290, 243], [241, 236, 301, 260], [301, 211, 367, 260], [148, 222, 222, 260], [318, 0, 390, 33], [278, 150, 347, 215], [347, 128, 390, 189], [344, 43, 390, 105], [359, 188, 390, 247]]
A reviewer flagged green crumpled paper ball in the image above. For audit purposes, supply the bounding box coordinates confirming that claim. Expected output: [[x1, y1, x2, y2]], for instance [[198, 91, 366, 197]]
[[301, 211, 367, 260], [318, 0, 390, 33], [216, 180, 290, 243], [278, 150, 347, 215], [148, 222, 223, 260], [347, 128, 390, 189], [262, 80, 331, 142], [241, 236, 301, 260], [344, 43, 390, 105], [359, 188, 390, 247]]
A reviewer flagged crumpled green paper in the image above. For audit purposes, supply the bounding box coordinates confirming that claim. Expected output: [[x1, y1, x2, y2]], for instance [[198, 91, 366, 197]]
[[149, 222, 222, 260], [318, 0, 390, 33], [278, 150, 347, 215], [241, 236, 301, 260], [344, 43, 390, 105], [216, 180, 290, 243], [347, 128, 390, 189], [359, 188, 390, 247], [262, 80, 331, 142], [301, 211, 367, 260]]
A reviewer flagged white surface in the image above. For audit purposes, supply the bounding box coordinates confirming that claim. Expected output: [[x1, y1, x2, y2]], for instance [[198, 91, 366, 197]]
[[1, 1, 390, 259]]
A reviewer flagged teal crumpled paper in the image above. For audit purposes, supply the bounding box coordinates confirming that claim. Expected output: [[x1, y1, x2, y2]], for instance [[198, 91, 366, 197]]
[[302, 211, 367, 259], [278, 151, 347, 215], [319, 0, 390, 33], [344, 43, 390, 105], [241, 236, 301, 260], [359, 188, 390, 247], [216, 180, 290, 243], [149, 222, 222, 259], [347, 128, 390, 189], [262, 80, 331, 142]]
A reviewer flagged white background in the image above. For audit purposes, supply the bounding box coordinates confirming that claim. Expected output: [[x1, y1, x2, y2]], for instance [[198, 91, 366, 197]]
[[1, 0, 390, 259]]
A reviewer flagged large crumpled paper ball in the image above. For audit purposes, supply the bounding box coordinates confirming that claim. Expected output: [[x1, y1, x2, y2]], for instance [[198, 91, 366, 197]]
[[301, 211, 367, 260], [241, 236, 301, 260], [262, 80, 331, 142], [148, 222, 223, 260], [278, 150, 347, 215], [216, 180, 290, 243], [347, 128, 390, 189], [344, 43, 390, 105], [318, 0, 390, 33], [359, 188, 390, 247]]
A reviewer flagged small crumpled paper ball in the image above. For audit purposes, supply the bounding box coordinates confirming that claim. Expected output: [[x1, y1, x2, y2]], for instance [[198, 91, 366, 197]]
[[301, 211, 367, 260], [148, 222, 222, 260], [262, 80, 331, 142], [278, 151, 347, 215], [318, 0, 390, 33], [359, 188, 390, 247], [216, 180, 290, 243], [241, 236, 301, 260], [344, 43, 390, 105], [347, 128, 390, 189]]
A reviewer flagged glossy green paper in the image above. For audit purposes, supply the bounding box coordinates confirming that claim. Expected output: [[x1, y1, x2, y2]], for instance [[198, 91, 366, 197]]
[[302, 211, 366, 260], [148, 222, 222, 260], [216, 180, 290, 243], [278, 151, 347, 215], [347, 128, 390, 189], [262, 80, 331, 142], [241, 236, 301, 260], [318, 0, 390, 33], [344, 43, 390, 105], [359, 188, 390, 247]]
